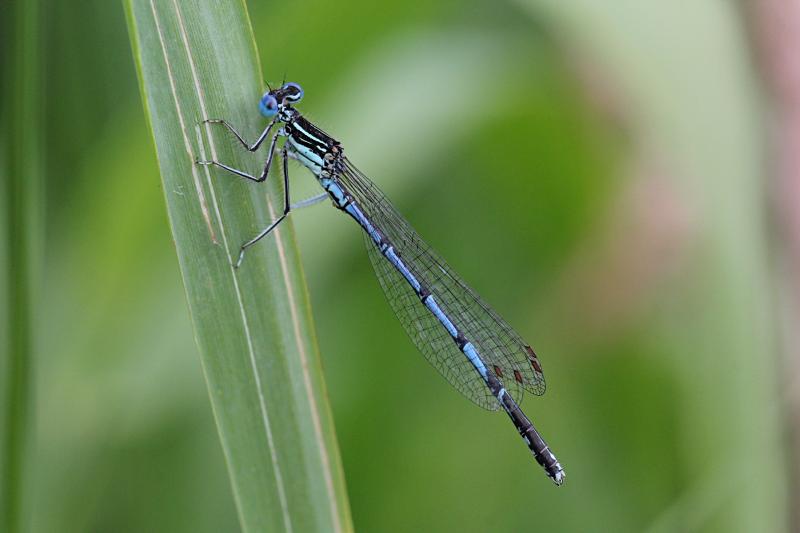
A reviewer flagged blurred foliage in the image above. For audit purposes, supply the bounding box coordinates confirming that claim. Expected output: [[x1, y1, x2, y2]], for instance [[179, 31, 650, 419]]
[[7, 0, 785, 531]]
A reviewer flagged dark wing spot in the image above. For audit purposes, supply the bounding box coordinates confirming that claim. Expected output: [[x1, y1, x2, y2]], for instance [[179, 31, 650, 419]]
[[493, 365, 504, 378], [525, 345, 543, 373], [513, 370, 523, 384]]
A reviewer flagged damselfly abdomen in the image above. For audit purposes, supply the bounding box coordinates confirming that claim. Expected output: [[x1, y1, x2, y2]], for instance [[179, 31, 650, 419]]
[[196, 82, 565, 485]]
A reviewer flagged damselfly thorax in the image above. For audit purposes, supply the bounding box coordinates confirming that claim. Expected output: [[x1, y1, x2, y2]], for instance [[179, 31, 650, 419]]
[[283, 114, 341, 176]]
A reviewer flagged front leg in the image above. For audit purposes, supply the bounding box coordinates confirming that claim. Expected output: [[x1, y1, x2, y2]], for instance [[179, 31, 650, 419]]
[[202, 117, 276, 152], [196, 129, 283, 183]]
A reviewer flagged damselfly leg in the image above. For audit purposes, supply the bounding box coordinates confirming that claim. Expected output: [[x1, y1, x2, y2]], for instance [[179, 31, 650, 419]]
[[196, 127, 282, 184], [234, 147, 292, 267], [202, 117, 276, 152], [291, 192, 328, 210], [197, 118, 295, 267]]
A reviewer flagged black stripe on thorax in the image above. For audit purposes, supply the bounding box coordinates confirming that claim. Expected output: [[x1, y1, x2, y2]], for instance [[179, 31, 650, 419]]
[[286, 116, 336, 151]]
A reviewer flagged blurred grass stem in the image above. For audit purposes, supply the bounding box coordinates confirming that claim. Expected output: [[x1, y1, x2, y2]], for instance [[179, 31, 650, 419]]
[[751, 0, 800, 528], [1, 0, 41, 532]]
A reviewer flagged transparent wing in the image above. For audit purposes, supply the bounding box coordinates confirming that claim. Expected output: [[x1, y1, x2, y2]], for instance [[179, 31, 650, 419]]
[[338, 159, 546, 410], [362, 235, 500, 409]]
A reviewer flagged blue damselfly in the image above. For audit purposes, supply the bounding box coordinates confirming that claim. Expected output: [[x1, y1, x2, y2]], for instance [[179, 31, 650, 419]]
[[197, 82, 565, 485]]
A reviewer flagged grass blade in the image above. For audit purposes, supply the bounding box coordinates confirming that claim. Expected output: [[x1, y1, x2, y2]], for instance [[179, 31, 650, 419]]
[[124, 1, 352, 531], [1, 1, 41, 531]]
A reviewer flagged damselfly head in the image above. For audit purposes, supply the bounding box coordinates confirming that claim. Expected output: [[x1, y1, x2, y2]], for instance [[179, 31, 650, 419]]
[[260, 82, 304, 117]]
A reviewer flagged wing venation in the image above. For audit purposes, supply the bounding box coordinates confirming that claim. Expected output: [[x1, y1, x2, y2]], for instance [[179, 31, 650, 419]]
[[337, 159, 546, 409]]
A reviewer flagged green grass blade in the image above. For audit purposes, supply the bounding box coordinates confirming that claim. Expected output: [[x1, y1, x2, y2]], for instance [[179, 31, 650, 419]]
[[1, 1, 41, 531], [124, 1, 352, 531]]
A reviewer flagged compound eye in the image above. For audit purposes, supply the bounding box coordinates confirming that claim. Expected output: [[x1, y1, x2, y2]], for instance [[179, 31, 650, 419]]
[[282, 82, 304, 103], [259, 93, 278, 117]]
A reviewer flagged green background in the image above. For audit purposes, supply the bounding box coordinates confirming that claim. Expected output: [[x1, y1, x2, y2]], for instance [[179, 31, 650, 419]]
[[5, 0, 789, 531]]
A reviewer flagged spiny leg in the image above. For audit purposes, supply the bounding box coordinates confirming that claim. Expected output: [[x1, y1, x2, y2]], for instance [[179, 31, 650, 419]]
[[235, 147, 292, 268], [202, 117, 276, 151], [196, 129, 282, 183]]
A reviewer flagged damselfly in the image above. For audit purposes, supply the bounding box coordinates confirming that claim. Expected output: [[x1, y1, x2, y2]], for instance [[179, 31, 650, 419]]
[[197, 82, 565, 485]]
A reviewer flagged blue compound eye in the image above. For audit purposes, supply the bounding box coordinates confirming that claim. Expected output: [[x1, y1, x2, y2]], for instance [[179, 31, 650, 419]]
[[259, 93, 278, 117], [282, 82, 304, 103]]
